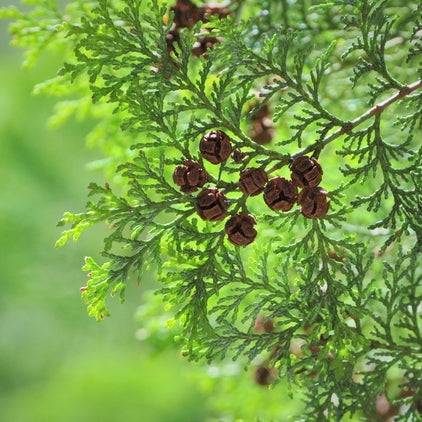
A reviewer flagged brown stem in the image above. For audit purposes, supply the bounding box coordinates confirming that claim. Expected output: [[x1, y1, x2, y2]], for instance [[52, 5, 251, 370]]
[[268, 79, 422, 174]]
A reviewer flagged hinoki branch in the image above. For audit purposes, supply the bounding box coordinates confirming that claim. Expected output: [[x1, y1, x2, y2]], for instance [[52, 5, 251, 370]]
[[4, 0, 422, 420], [269, 79, 422, 174]]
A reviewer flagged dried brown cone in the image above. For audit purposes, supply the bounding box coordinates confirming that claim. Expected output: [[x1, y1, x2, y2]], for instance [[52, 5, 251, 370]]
[[204, 4, 230, 20], [254, 366, 277, 386], [199, 130, 233, 164], [290, 156, 323, 188], [166, 25, 181, 56], [239, 167, 268, 196], [225, 213, 257, 246], [297, 187, 330, 219], [192, 34, 220, 57], [195, 187, 228, 221], [249, 121, 275, 145], [253, 315, 274, 333], [376, 395, 398, 421], [416, 398, 422, 414], [250, 103, 270, 121], [248, 103, 274, 145], [263, 177, 298, 211], [231, 149, 248, 163], [173, 159, 207, 193], [170, 0, 205, 28]]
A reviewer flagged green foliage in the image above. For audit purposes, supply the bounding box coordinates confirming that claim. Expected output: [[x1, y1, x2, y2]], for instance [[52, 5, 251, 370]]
[[0, 42, 212, 421], [3, 0, 422, 420]]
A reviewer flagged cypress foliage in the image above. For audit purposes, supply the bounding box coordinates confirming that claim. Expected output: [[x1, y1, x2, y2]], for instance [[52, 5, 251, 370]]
[[2, 0, 422, 419]]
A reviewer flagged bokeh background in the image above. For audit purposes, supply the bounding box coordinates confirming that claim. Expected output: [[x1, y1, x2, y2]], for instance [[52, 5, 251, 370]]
[[0, 2, 335, 420], [2, 1, 420, 420], [1, 8, 302, 422], [0, 9, 214, 422]]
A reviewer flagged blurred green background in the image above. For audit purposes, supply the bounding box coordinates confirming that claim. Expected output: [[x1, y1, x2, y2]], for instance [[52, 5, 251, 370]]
[[0, 4, 331, 421], [2, 2, 419, 420], [0, 12, 214, 422], [0, 21, 302, 418]]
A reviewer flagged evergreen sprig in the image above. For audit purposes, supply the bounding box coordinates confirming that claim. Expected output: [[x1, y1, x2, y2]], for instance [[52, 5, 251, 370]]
[[3, 0, 422, 419]]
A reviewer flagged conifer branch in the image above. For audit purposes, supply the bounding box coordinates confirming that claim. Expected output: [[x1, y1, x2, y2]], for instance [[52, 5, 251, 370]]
[[3, 0, 422, 419], [269, 79, 422, 174]]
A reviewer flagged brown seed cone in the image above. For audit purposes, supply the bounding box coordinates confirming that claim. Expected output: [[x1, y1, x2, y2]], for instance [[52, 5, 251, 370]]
[[239, 168, 268, 196], [376, 395, 398, 421], [249, 120, 274, 145], [248, 103, 274, 144], [225, 213, 257, 246], [173, 159, 207, 193], [290, 156, 323, 188], [204, 4, 230, 20], [250, 103, 271, 121], [166, 25, 181, 55], [195, 187, 228, 221], [231, 149, 248, 163], [263, 177, 298, 211], [254, 366, 276, 386], [171, 0, 205, 29], [192, 35, 220, 57], [297, 187, 330, 219], [200, 130, 233, 164], [253, 315, 274, 333], [416, 398, 422, 414]]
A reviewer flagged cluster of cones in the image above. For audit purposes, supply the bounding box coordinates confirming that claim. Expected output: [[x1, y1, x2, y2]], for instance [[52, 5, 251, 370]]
[[166, 0, 229, 59], [172, 129, 330, 246]]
